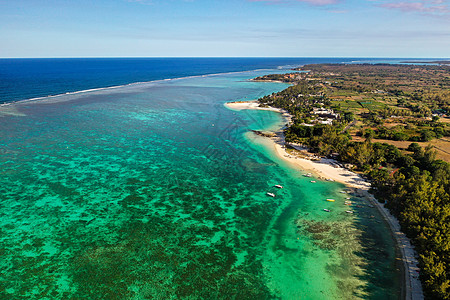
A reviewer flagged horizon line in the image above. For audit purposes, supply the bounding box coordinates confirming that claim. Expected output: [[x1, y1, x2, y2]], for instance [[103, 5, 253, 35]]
[[1, 56, 449, 59]]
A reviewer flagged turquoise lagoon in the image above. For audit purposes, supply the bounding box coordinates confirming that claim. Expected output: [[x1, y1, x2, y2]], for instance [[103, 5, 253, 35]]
[[0, 70, 401, 299]]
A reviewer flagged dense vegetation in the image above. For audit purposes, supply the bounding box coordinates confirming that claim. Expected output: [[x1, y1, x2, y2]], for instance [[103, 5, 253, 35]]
[[257, 64, 450, 299]]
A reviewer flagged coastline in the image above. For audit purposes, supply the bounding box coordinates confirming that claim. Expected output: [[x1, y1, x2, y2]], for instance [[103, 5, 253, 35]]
[[226, 101, 371, 189], [226, 100, 424, 300]]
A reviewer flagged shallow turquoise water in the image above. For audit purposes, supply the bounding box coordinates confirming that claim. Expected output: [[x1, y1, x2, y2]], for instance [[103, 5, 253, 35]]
[[0, 70, 401, 299]]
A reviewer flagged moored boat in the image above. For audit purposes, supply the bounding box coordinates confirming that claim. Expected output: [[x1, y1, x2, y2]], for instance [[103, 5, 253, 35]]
[[266, 192, 276, 197]]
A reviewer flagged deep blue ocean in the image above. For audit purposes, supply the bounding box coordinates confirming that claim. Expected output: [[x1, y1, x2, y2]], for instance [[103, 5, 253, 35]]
[[0, 57, 409, 104]]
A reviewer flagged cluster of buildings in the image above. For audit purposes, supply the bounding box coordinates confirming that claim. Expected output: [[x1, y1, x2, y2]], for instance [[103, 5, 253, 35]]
[[311, 107, 340, 125], [300, 107, 340, 126], [281, 73, 307, 81]]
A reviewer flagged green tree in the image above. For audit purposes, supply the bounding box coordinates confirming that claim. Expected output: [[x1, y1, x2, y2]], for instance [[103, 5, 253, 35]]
[[343, 111, 355, 122]]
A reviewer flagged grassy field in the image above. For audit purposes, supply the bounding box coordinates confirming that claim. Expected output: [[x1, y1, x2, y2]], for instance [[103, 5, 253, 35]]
[[258, 64, 450, 161], [351, 134, 450, 162]]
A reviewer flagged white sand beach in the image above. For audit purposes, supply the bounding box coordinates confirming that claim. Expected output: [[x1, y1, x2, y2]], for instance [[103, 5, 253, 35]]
[[225, 100, 287, 114]]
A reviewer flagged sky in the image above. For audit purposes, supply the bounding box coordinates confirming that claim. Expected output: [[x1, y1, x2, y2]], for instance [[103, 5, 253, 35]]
[[1, 0, 449, 58]]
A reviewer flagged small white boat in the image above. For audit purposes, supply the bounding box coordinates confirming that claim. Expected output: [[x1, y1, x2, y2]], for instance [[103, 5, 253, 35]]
[[346, 210, 354, 214], [274, 184, 283, 189], [266, 192, 276, 197], [346, 197, 351, 200], [323, 209, 331, 212], [310, 181, 316, 183], [340, 191, 347, 194]]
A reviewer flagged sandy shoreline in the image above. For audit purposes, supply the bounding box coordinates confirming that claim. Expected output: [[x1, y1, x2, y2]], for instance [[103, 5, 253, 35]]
[[225, 100, 424, 300], [225, 100, 285, 113]]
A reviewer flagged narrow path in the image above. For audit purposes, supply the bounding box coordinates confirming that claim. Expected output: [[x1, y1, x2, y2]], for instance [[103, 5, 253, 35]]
[[340, 119, 356, 133], [363, 191, 424, 300]]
